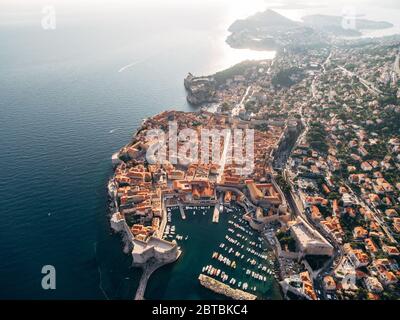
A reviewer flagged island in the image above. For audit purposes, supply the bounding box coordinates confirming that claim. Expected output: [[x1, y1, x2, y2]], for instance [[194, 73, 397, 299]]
[[226, 9, 394, 51]]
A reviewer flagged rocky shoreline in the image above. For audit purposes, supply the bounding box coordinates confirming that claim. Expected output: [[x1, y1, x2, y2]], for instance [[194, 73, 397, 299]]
[[184, 73, 217, 105]]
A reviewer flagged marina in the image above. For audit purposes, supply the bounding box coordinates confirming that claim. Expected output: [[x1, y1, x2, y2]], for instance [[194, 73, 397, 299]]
[[145, 203, 282, 300]]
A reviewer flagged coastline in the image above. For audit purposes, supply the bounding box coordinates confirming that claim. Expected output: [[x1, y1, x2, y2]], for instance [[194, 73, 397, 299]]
[[106, 7, 400, 301], [107, 103, 294, 299]]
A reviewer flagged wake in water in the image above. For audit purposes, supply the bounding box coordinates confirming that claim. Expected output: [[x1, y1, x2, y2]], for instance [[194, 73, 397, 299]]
[[94, 241, 110, 300], [118, 60, 143, 73]]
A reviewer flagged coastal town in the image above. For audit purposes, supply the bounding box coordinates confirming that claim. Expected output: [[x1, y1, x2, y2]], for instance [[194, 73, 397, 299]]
[[108, 109, 293, 299], [108, 10, 400, 300]]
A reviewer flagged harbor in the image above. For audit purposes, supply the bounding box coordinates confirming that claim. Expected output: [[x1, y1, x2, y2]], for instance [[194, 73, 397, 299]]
[[144, 204, 282, 300]]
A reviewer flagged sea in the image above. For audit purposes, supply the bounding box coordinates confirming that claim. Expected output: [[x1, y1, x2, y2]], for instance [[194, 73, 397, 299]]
[[0, 0, 399, 299]]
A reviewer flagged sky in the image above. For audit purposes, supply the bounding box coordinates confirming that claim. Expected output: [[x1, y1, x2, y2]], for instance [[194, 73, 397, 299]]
[[1, 0, 399, 9], [0, 0, 399, 29]]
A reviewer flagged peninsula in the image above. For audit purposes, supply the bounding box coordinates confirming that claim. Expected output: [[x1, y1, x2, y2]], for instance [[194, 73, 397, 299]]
[[108, 109, 294, 299], [109, 7, 400, 300]]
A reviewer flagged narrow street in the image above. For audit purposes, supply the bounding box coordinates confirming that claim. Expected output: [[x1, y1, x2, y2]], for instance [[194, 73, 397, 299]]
[[232, 85, 252, 116], [338, 66, 383, 95], [344, 182, 398, 244], [394, 52, 400, 76]]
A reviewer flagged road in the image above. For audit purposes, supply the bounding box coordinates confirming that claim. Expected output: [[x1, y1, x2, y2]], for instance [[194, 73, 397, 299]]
[[232, 85, 252, 117], [311, 51, 332, 99], [338, 66, 383, 95], [216, 130, 232, 183], [282, 182, 343, 300], [394, 52, 400, 76], [277, 51, 343, 300], [322, 51, 332, 73], [344, 182, 398, 244]]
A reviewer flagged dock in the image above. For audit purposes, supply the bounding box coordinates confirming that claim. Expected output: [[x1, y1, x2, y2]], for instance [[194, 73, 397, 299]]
[[179, 204, 186, 220], [212, 205, 220, 223], [198, 274, 257, 300]]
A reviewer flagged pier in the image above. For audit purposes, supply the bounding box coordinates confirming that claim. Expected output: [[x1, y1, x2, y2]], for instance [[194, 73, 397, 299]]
[[198, 274, 257, 300], [179, 204, 186, 220], [134, 253, 181, 300], [134, 259, 163, 300]]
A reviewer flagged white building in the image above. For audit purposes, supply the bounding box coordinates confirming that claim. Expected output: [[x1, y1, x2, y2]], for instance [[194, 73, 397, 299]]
[[289, 217, 334, 257], [364, 277, 383, 293]]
